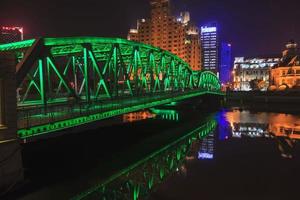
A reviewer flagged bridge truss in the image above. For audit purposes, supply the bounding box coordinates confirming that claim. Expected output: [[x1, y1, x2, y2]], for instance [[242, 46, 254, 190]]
[[0, 37, 222, 139]]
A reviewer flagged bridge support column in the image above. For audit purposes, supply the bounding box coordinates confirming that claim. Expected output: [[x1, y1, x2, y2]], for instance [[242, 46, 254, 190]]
[[0, 53, 23, 195]]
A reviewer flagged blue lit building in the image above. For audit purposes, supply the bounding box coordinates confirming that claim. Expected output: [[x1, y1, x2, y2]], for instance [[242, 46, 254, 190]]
[[220, 42, 232, 84], [201, 22, 219, 75]]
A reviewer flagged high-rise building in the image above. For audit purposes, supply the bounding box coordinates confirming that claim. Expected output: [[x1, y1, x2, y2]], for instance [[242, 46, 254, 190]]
[[0, 26, 23, 44], [128, 0, 201, 70], [185, 24, 201, 71], [201, 22, 218, 75], [220, 43, 232, 84]]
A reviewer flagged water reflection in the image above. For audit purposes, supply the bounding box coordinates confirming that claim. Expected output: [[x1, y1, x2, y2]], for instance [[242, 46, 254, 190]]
[[150, 108, 179, 121], [223, 109, 300, 159], [72, 109, 300, 200], [72, 115, 217, 200], [123, 110, 156, 123], [122, 108, 179, 123], [198, 133, 215, 160], [150, 109, 300, 199]]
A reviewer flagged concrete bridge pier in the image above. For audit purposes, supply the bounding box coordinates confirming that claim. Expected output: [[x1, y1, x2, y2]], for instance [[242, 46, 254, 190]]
[[0, 53, 23, 195]]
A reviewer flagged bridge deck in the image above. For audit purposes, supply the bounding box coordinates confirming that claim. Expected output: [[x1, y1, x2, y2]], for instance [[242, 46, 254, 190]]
[[18, 89, 223, 139]]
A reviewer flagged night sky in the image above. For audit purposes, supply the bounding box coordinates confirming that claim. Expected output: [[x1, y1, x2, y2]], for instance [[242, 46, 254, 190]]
[[1, 0, 300, 57]]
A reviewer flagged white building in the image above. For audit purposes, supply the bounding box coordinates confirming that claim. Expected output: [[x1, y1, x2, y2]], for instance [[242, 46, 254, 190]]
[[233, 56, 280, 91]]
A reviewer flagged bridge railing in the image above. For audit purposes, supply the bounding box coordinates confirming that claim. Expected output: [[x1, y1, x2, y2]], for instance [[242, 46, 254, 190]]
[[17, 88, 221, 137]]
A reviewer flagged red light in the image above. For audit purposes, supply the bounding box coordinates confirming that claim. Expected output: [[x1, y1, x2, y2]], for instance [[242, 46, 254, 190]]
[[2, 26, 23, 33]]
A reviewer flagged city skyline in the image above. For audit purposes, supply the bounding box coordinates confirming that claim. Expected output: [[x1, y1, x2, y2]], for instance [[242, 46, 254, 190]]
[[1, 0, 300, 198], [1, 0, 300, 57]]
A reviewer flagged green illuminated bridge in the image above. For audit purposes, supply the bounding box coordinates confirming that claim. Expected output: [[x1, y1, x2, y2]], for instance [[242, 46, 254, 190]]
[[0, 37, 223, 139]]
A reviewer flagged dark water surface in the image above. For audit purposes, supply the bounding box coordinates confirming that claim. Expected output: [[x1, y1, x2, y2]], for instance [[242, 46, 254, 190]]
[[151, 108, 300, 200], [6, 105, 300, 200]]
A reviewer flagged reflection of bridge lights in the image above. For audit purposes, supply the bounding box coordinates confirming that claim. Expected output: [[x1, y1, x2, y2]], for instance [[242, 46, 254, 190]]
[[150, 108, 179, 121], [123, 111, 156, 122], [198, 152, 214, 160]]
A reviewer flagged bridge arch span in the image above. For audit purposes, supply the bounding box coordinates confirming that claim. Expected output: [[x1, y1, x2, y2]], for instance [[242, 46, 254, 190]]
[[0, 37, 223, 138]]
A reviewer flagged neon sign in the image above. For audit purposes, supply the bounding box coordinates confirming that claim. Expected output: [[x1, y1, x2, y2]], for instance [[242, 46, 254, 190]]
[[198, 152, 214, 160], [201, 26, 217, 33]]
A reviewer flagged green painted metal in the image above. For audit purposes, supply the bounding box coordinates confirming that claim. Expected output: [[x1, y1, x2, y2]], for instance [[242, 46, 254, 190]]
[[0, 37, 222, 138], [0, 39, 36, 51], [38, 59, 46, 106]]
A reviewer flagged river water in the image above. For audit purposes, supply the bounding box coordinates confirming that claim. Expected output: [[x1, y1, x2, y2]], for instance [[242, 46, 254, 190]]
[[9, 104, 300, 200], [150, 108, 300, 200]]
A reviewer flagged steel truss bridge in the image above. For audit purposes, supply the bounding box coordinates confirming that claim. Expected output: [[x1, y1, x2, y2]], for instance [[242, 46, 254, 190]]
[[0, 37, 223, 139]]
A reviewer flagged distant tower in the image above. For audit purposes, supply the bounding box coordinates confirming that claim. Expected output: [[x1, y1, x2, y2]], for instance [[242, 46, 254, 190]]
[[281, 40, 299, 66], [150, 0, 171, 17], [180, 11, 190, 25], [220, 42, 232, 84], [201, 22, 219, 75], [128, 0, 201, 70], [286, 39, 298, 49], [0, 26, 24, 44]]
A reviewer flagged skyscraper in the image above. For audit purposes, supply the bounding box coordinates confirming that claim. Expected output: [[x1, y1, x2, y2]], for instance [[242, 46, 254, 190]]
[[0, 26, 23, 44], [201, 22, 218, 75], [220, 42, 232, 84], [128, 0, 201, 70]]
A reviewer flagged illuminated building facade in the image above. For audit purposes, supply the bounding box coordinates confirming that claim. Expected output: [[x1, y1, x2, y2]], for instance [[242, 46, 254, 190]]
[[201, 22, 218, 75], [0, 26, 23, 44], [233, 56, 280, 91], [220, 42, 232, 84], [270, 41, 300, 90], [128, 0, 201, 70]]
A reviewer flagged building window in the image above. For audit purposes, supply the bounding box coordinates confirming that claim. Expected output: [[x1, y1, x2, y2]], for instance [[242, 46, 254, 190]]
[[0, 79, 5, 127]]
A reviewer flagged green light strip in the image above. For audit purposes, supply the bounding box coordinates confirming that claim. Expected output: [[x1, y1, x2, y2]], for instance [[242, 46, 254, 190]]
[[17, 91, 223, 139], [0, 39, 36, 51]]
